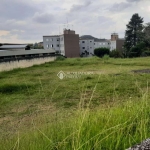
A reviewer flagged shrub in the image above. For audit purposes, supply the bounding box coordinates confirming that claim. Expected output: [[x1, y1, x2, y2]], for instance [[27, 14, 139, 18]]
[[94, 47, 110, 57], [0, 84, 32, 94], [128, 42, 146, 57], [109, 49, 123, 58], [56, 56, 66, 61]]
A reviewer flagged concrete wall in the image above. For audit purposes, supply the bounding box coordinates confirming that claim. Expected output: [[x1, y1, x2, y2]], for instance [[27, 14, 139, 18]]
[[0, 57, 55, 72]]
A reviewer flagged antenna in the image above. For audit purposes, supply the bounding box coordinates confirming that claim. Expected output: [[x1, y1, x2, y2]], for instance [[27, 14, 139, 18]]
[[66, 17, 69, 29], [64, 24, 66, 30], [59, 25, 60, 35]]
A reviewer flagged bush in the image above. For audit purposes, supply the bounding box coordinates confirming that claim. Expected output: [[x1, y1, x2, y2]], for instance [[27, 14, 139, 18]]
[[94, 47, 110, 57], [109, 49, 123, 58], [56, 56, 66, 61], [129, 42, 146, 57]]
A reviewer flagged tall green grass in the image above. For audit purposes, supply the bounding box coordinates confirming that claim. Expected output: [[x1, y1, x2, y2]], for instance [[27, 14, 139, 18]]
[[0, 94, 150, 150], [1, 57, 150, 149]]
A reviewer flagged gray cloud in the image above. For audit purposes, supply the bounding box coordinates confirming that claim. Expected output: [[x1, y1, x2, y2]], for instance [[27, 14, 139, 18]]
[[0, 0, 38, 20], [33, 12, 54, 24], [126, 0, 142, 2], [109, 2, 130, 12], [98, 16, 113, 24], [70, 1, 92, 12], [0, 0, 149, 43]]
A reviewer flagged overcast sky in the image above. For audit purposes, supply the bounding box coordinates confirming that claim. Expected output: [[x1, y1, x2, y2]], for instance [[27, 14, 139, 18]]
[[0, 0, 150, 43]]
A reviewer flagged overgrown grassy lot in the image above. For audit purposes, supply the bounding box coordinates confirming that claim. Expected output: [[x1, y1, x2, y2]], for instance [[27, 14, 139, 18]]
[[1, 57, 150, 149]]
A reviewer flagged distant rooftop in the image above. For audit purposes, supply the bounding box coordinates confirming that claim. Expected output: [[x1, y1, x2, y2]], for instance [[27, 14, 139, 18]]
[[80, 35, 95, 40], [43, 35, 60, 37], [80, 35, 108, 42]]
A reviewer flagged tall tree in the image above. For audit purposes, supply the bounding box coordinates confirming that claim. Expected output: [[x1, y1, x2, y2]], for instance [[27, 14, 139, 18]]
[[124, 13, 144, 56]]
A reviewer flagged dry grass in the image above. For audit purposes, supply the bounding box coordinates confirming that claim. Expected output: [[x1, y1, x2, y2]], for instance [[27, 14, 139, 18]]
[[0, 57, 55, 72]]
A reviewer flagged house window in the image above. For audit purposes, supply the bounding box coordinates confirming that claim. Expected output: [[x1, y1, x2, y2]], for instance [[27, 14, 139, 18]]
[[46, 39, 49, 42], [51, 44, 53, 48], [82, 47, 85, 49], [57, 44, 59, 47], [90, 41, 92, 42], [50, 38, 53, 41], [57, 38, 60, 41], [94, 43, 95, 45], [90, 47, 92, 49], [82, 41, 85, 43], [47, 44, 49, 48], [103, 43, 105, 45]]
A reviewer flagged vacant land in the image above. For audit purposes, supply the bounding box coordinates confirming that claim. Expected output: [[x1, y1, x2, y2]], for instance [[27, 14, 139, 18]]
[[0, 57, 150, 150]]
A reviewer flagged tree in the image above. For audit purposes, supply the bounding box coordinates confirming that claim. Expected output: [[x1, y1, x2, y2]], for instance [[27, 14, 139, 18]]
[[143, 22, 150, 47], [33, 42, 38, 49], [124, 13, 144, 56], [94, 47, 110, 57]]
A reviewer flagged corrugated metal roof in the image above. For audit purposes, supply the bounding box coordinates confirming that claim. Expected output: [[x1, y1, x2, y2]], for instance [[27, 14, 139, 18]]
[[0, 45, 27, 49]]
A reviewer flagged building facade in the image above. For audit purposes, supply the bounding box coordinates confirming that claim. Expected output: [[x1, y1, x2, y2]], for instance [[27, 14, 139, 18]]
[[110, 33, 125, 52], [43, 30, 125, 58], [43, 35, 60, 52], [79, 35, 111, 57], [43, 29, 80, 58]]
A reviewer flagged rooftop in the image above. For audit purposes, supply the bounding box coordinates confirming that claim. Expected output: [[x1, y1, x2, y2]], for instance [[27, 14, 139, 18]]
[[0, 44, 27, 49], [80, 35, 109, 42], [43, 35, 60, 37]]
